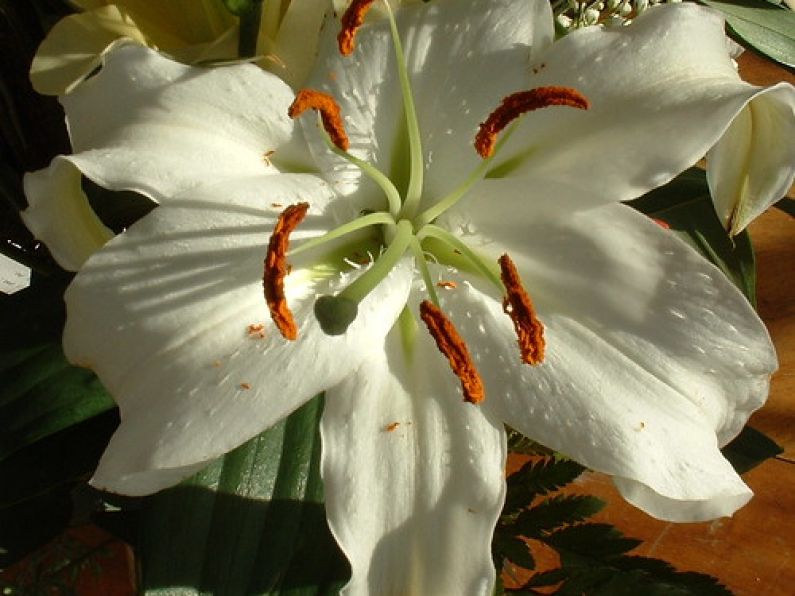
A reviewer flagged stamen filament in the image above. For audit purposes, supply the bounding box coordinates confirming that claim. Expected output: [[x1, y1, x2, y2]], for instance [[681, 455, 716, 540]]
[[409, 236, 439, 306], [381, 0, 424, 219], [417, 224, 502, 291], [420, 300, 485, 404], [323, 135, 403, 217], [475, 87, 589, 158], [499, 254, 545, 365], [339, 219, 413, 304], [264, 202, 309, 340], [289, 211, 396, 256], [415, 125, 518, 227]]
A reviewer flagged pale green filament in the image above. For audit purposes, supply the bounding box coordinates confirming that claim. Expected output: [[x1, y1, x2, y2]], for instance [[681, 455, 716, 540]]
[[322, 126, 403, 217], [415, 125, 518, 227], [314, 219, 413, 335], [340, 219, 413, 303], [382, 0, 424, 218], [409, 236, 439, 306], [417, 224, 503, 291], [289, 211, 395, 256]]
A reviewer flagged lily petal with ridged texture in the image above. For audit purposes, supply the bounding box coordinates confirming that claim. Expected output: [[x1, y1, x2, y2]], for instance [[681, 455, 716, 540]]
[[66, 175, 412, 495], [322, 331, 505, 596]]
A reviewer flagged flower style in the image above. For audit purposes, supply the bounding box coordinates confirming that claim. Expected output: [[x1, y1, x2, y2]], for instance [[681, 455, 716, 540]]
[[25, 0, 786, 592]]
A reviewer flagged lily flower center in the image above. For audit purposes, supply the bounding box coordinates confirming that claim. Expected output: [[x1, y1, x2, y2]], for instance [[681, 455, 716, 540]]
[[264, 0, 589, 401]]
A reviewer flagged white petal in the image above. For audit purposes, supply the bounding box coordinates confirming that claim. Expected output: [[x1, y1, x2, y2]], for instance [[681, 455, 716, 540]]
[[65, 174, 412, 495], [304, 0, 553, 208], [491, 3, 795, 209], [322, 329, 505, 596], [438, 198, 775, 521], [22, 156, 113, 271], [61, 44, 300, 202], [707, 84, 795, 235]]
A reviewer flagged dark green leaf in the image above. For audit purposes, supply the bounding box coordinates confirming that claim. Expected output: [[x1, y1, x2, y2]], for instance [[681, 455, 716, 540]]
[[512, 495, 605, 538], [0, 276, 115, 462], [775, 197, 795, 217], [702, 0, 795, 68], [544, 524, 641, 564], [722, 424, 783, 474], [504, 457, 585, 516], [140, 394, 349, 595], [493, 535, 536, 570], [629, 167, 757, 304]]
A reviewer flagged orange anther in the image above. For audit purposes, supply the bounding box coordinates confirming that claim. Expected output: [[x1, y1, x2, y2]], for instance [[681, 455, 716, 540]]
[[338, 0, 376, 56], [263, 203, 309, 340], [475, 87, 589, 158], [437, 281, 458, 289], [420, 300, 485, 404], [499, 254, 545, 365], [385, 422, 400, 432], [288, 89, 350, 151]]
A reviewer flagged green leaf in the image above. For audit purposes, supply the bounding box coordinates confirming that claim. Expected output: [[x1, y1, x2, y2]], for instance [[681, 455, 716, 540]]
[[140, 394, 349, 595], [0, 275, 115, 462], [494, 535, 537, 570], [629, 167, 757, 305], [775, 197, 795, 217], [504, 457, 585, 516], [512, 495, 605, 539], [702, 0, 795, 68], [543, 524, 641, 564], [722, 424, 783, 474]]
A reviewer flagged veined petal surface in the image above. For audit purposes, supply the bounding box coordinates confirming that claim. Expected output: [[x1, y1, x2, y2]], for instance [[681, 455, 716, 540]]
[[65, 175, 412, 495], [491, 3, 794, 210], [440, 184, 775, 521], [61, 45, 298, 203], [304, 0, 553, 209], [322, 329, 505, 596]]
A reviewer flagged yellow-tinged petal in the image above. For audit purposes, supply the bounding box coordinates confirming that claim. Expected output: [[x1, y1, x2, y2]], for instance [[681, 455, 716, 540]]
[[30, 5, 146, 95]]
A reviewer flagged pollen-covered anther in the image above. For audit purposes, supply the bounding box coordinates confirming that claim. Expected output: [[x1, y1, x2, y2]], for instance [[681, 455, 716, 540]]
[[338, 0, 376, 56], [475, 86, 589, 158], [499, 254, 545, 365], [263, 202, 309, 340], [288, 89, 350, 151], [420, 300, 485, 404]]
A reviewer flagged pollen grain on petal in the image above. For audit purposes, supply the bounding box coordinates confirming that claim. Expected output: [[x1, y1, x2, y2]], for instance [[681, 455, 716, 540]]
[[263, 202, 309, 340], [499, 254, 545, 365], [420, 300, 485, 404], [475, 86, 589, 158], [338, 0, 376, 56], [288, 89, 350, 151]]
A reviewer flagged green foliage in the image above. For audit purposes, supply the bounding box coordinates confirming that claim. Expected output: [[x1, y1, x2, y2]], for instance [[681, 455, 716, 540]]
[[775, 197, 795, 217], [629, 167, 757, 305], [222, 0, 264, 16], [0, 275, 117, 566], [702, 0, 795, 68], [503, 457, 586, 516], [138, 394, 349, 595], [722, 425, 783, 474], [494, 456, 733, 596]]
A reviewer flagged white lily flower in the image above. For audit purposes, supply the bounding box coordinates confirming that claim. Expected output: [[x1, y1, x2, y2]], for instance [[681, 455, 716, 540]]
[[35, 0, 782, 592]]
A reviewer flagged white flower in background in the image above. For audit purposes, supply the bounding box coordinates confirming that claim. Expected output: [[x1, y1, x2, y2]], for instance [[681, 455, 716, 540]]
[[23, 0, 788, 593]]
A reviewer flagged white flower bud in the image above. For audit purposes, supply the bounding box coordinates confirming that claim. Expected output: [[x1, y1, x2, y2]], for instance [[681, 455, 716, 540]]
[[584, 7, 601, 24]]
